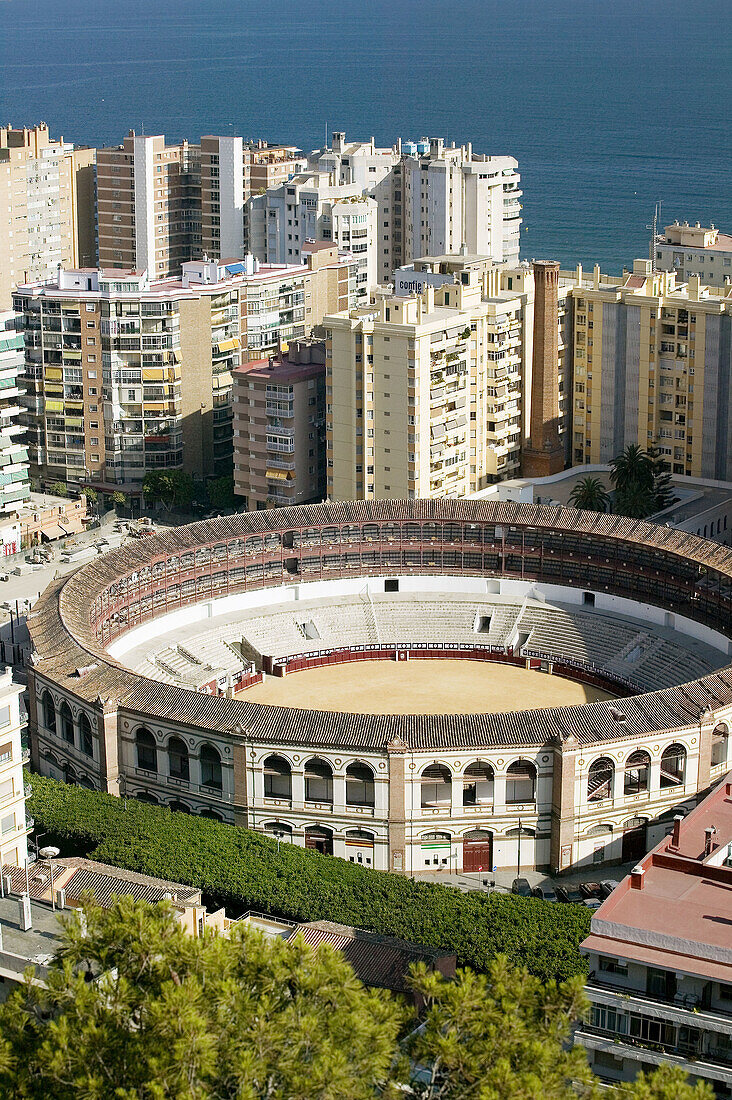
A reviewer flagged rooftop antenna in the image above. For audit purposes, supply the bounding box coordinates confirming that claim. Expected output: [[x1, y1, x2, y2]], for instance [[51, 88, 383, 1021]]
[[646, 201, 663, 272]]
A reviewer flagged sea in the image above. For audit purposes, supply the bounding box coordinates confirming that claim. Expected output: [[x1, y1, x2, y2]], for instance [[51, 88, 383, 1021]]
[[0, 0, 729, 274]]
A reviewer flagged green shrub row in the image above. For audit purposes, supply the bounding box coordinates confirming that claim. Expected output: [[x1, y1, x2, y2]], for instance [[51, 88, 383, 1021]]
[[27, 774, 590, 983]]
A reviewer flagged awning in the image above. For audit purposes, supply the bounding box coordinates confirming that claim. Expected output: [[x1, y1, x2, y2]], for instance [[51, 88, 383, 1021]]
[[40, 524, 64, 541], [44, 399, 64, 413], [265, 468, 289, 481], [215, 338, 239, 354]]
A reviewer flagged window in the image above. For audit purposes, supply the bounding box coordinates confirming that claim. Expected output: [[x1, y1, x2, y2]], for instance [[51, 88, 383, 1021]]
[[346, 762, 375, 807], [200, 744, 222, 790], [463, 761, 494, 805], [42, 691, 56, 733], [421, 763, 451, 808], [660, 743, 686, 787], [588, 757, 614, 801], [59, 701, 74, 746], [263, 754, 291, 799], [624, 750, 650, 795], [304, 757, 333, 803], [1, 813, 14, 836], [0, 705, 10, 729], [599, 956, 628, 977], [506, 759, 536, 803], [79, 712, 94, 757], [168, 737, 189, 781], [136, 727, 157, 772], [712, 723, 729, 767]]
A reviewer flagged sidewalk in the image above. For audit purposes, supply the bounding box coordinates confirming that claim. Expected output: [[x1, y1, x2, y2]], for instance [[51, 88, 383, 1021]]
[[414, 861, 639, 895]]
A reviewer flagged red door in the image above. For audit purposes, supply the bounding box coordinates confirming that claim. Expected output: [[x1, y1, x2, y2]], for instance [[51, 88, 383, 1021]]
[[463, 836, 493, 872]]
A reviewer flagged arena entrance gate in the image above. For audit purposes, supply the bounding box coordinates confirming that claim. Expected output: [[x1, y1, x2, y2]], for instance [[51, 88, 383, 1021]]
[[304, 825, 333, 855], [462, 829, 493, 873], [621, 817, 648, 862]]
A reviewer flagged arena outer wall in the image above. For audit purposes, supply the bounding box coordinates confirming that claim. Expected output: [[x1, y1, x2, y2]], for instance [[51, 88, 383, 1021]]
[[26, 500, 732, 876]]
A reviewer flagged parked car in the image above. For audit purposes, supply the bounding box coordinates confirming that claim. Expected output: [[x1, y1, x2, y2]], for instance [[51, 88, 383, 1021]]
[[579, 881, 603, 899], [556, 885, 585, 904], [600, 880, 621, 898], [511, 877, 533, 897], [532, 883, 558, 902]]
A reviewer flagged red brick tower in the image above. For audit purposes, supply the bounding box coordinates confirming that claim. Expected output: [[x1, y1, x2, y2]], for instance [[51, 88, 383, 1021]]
[[522, 260, 565, 478]]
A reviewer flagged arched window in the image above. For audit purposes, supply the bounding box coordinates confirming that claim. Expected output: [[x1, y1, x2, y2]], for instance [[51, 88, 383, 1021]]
[[345, 828, 375, 865], [263, 754, 292, 799], [660, 744, 686, 788], [712, 723, 729, 767], [463, 761, 494, 806], [624, 750, 651, 795], [200, 744, 222, 790], [135, 727, 157, 773], [304, 757, 333, 804], [304, 825, 333, 854], [506, 759, 536, 804], [505, 825, 536, 838], [42, 691, 56, 733], [588, 757, 614, 802], [199, 808, 223, 821], [346, 762, 375, 807], [59, 702, 74, 746], [421, 763, 451, 808], [135, 791, 158, 805], [78, 713, 94, 757], [168, 737, 189, 782], [263, 821, 293, 841], [168, 800, 190, 814]]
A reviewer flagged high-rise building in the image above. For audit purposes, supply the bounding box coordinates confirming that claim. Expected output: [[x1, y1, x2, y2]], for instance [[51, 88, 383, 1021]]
[[200, 136, 305, 259], [14, 247, 354, 495], [656, 221, 732, 287], [96, 132, 202, 279], [0, 666, 30, 868], [233, 338, 326, 510], [0, 311, 30, 517], [0, 124, 96, 308], [569, 259, 732, 478], [246, 171, 377, 303], [324, 253, 569, 501], [301, 133, 522, 283]]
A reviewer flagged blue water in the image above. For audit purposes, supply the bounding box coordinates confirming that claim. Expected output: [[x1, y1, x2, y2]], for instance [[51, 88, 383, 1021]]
[[0, 0, 729, 272]]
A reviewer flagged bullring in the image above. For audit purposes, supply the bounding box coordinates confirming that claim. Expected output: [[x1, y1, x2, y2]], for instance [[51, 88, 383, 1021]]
[[27, 499, 732, 876]]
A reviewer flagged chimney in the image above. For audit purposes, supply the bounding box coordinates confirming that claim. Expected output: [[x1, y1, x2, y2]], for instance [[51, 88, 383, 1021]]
[[704, 826, 717, 857], [670, 814, 683, 848], [522, 260, 564, 478], [629, 865, 645, 890]]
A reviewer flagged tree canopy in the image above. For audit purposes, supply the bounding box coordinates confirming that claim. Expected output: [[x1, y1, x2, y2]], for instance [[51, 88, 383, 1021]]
[[567, 476, 610, 513], [142, 469, 195, 511], [0, 897, 713, 1100], [609, 444, 678, 519]]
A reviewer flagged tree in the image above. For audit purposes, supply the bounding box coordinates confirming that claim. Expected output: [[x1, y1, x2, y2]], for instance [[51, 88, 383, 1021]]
[[568, 477, 610, 513], [207, 475, 235, 513], [111, 490, 127, 511], [0, 896, 713, 1100], [143, 469, 195, 512], [49, 481, 68, 498], [0, 895, 403, 1100], [609, 445, 656, 519], [83, 487, 98, 506], [648, 446, 678, 513]]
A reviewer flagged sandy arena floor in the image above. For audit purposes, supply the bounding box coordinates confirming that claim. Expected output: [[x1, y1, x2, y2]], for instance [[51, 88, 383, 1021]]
[[241, 659, 612, 715]]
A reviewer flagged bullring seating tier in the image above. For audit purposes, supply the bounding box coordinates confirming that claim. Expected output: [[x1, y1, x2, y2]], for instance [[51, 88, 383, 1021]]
[[119, 593, 727, 695]]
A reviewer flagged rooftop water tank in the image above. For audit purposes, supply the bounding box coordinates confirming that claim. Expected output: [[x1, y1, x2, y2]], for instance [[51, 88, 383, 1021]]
[[402, 141, 417, 157], [416, 140, 430, 155]]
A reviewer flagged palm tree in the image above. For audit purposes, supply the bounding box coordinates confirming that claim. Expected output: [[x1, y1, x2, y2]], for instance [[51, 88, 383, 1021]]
[[568, 477, 610, 513], [608, 444, 653, 495]]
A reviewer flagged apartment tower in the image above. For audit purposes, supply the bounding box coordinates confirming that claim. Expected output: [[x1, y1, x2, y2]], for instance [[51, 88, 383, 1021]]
[[0, 124, 95, 308]]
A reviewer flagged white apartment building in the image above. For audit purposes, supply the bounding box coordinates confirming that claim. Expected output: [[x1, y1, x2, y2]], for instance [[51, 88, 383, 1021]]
[[657, 221, 732, 287], [0, 312, 30, 518], [0, 668, 29, 867], [247, 172, 377, 304], [250, 133, 522, 289], [324, 254, 539, 501]]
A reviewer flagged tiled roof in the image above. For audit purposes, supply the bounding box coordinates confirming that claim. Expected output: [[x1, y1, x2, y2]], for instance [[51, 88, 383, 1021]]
[[28, 500, 732, 752]]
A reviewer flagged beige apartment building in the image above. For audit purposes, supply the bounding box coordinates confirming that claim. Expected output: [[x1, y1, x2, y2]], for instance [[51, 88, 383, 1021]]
[[14, 247, 354, 495], [656, 221, 732, 287], [0, 124, 95, 308], [96, 132, 202, 279], [200, 137, 305, 259], [233, 338, 326, 509], [569, 259, 732, 478], [324, 255, 571, 501]]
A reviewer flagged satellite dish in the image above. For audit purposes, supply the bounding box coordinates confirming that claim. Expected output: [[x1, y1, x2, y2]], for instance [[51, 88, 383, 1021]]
[[39, 846, 60, 860]]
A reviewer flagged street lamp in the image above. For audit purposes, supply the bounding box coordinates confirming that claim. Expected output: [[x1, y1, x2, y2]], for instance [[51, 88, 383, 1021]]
[[39, 845, 60, 910]]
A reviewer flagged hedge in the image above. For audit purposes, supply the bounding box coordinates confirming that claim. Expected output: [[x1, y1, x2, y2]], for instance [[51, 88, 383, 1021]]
[[27, 774, 590, 983]]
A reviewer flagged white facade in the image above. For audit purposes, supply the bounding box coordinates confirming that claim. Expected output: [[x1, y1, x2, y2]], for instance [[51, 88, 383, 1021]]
[[247, 172, 376, 303], [0, 667, 29, 867], [657, 221, 732, 286]]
